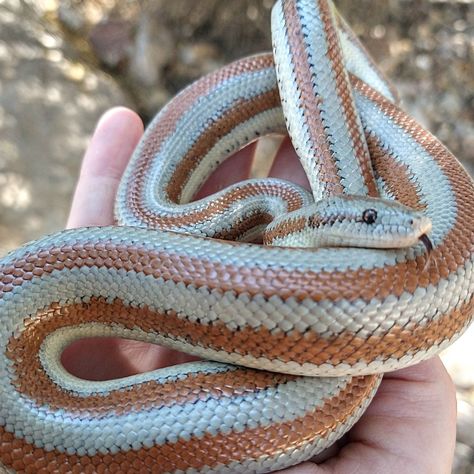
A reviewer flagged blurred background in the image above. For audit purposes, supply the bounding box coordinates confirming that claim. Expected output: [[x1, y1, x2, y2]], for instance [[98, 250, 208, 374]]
[[0, 0, 473, 471]]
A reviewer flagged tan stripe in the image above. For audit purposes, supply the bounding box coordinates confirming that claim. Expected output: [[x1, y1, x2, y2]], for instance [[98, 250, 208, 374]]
[[213, 212, 274, 241], [282, 0, 344, 197], [166, 89, 281, 203], [352, 73, 474, 280], [264, 216, 307, 245], [126, 54, 279, 225], [7, 290, 474, 392], [6, 299, 294, 413], [317, 0, 378, 197], [264, 212, 347, 245], [368, 134, 427, 211], [134, 181, 304, 234], [133, 54, 274, 178], [0, 375, 378, 472]]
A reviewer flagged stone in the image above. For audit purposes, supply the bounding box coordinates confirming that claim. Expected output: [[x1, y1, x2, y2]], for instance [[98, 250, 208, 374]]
[[58, 3, 86, 32], [128, 13, 175, 88], [89, 19, 133, 69]]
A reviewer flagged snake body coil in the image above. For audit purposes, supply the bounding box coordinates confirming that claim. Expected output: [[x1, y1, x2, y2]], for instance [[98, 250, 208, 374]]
[[1, 1, 473, 473]]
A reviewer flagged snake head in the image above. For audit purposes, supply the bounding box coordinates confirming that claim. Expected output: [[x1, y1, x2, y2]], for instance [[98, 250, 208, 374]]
[[311, 195, 433, 249], [265, 195, 433, 250]]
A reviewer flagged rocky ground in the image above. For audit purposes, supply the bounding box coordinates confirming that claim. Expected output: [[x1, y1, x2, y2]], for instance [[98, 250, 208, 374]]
[[0, 0, 473, 471]]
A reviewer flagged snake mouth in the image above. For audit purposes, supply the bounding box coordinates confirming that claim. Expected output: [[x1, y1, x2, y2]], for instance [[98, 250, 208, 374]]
[[419, 234, 433, 254]]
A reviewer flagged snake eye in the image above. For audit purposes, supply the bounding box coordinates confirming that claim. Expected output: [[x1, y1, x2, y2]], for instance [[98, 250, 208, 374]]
[[362, 209, 377, 224]]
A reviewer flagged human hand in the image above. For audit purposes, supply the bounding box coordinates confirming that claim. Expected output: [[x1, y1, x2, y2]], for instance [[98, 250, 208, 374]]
[[63, 107, 457, 474]]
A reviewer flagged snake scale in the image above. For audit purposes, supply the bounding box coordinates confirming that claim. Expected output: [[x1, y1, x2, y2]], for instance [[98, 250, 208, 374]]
[[1, 0, 473, 472]]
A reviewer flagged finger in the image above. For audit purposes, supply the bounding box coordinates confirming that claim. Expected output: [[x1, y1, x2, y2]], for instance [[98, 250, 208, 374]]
[[326, 357, 456, 474], [61, 336, 201, 381], [268, 136, 310, 189], [67, 107, 144, 228], [385, 355, 453, 384], [366, 357, 457, 421]]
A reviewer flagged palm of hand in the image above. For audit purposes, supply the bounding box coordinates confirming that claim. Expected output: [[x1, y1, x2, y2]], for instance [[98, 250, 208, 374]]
[[64, 108, 456, 474]]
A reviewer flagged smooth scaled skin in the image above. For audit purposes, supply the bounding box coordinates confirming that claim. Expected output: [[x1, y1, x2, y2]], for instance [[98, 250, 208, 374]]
[[64, 107, 456, 474]]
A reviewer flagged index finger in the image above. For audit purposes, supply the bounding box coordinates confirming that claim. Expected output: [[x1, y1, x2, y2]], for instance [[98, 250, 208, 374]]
[[67, 107, 144, 229]]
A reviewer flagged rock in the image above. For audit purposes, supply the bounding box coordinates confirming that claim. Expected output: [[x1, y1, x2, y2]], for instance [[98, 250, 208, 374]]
[[89, 19, 133, 68], [0, 1, 131, 255], [58, 3, 86, 32], [128, 13, 175, 88]]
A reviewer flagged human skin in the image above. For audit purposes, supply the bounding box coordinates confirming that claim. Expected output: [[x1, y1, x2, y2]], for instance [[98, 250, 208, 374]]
[[64, 107, 457, 474]]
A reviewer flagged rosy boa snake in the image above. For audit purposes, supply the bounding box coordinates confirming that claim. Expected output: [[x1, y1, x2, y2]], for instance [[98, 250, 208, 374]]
[[1, 0, 473, 472]]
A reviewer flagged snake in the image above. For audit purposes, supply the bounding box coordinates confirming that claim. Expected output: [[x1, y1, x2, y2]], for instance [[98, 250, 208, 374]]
[[1, 0, 473, 472]]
